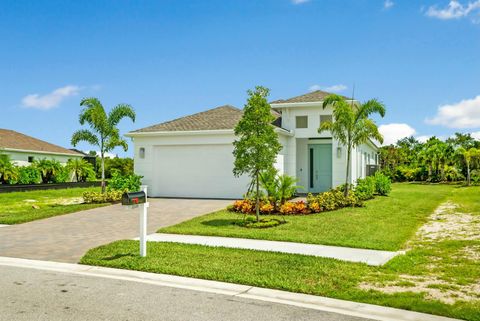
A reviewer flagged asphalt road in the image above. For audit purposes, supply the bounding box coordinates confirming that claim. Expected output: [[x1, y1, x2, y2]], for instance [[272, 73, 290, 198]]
[[0, 265, 375, 321]]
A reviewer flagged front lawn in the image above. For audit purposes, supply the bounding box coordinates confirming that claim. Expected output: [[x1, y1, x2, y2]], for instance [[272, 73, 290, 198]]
[[0, 187, 108, 224], [159, 183, 454, 251], [81, 185, 480, 321]]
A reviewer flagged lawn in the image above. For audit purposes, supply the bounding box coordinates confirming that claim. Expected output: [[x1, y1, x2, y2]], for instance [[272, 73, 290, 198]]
[[81, 185, 480, 321], [159, 183, 454, 251], [0, 187, 108, 224]]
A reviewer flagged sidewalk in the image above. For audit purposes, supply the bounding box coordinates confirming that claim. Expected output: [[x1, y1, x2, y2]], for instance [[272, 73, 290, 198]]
[[142, 233, 404, 266], [0, 256, 460, 321]]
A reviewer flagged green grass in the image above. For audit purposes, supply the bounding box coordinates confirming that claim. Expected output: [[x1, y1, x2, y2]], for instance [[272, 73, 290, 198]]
[[160, 183, 454, 251], [0, 187, 108, 224], [82, 185, 480, 320]]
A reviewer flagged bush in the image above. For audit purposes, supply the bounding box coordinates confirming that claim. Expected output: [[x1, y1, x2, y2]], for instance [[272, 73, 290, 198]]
[[354, 176, 376, 200], [83, 190, 123, 204], [107, 172, 143, 192], [17, 166, 41, 184], [374, 172, 392, 196]]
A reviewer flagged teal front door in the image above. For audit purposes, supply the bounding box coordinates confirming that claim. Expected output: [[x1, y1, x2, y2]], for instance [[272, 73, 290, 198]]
[[308, 144, 332, 193]]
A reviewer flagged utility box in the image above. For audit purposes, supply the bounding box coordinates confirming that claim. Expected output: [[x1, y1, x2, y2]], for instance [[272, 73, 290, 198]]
[[122, 191, 146, 206], [366, 165, 379, 177]]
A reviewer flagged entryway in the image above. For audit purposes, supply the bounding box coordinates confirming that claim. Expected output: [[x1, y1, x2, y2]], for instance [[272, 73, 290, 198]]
[[308, 144, 332, 193]]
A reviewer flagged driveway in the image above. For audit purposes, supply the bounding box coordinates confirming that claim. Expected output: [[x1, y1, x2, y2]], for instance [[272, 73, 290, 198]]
[[0, 198, 230, 263]]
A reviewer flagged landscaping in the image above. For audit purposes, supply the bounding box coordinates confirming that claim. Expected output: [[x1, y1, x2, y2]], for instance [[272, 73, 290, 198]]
[[0, 187, 107, 224], [160, 183, 453, 251], [81, 184, 480, 321]]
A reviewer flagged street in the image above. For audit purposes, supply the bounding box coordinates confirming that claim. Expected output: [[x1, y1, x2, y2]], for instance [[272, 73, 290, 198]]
[[0, 265, 374, 321]]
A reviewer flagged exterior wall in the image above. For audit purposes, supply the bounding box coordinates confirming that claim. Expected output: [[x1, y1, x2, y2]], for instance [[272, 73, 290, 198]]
[[2, 150, 82, 167], [352, 142, 379, 181], [131, 131, 289, 199]]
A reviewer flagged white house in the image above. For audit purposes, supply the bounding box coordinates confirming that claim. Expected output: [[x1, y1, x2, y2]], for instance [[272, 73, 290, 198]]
[[0, 129, 84, 166], [126, 90, 379, 199]]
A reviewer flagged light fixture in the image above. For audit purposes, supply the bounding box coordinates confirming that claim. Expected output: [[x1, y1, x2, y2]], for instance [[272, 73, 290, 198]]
[[336, 147, 342, 158]]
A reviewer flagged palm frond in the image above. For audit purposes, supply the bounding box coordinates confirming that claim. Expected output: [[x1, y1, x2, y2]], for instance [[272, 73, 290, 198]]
[[71, 129, 100, 147], [108, 104, 136, 127]]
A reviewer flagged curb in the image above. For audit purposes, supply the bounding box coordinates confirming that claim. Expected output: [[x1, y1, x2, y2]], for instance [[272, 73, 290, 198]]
[[0, 256, 460, 321]]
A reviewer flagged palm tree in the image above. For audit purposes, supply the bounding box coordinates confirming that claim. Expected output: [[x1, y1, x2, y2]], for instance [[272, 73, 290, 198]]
[[457, 147, 480, 186], [319, 94, 385, 196], [33, 159, 62, 183], [66, 158, 94, 182], [0, 154, 18, 184], [71, 98, 135, 193]]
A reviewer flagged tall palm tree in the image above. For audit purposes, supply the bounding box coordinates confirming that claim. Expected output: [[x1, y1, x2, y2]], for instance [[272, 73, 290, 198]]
[[319, 94, 385, 196], [71, 98, 135, 193], [457, 147, 480, 186]]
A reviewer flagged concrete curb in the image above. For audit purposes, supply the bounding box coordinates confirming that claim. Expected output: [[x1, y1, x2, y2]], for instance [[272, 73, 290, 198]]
[[0, 256, 460, 321]]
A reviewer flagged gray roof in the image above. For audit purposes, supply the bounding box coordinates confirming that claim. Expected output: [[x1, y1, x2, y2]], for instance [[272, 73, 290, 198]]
[[132, 105, 282, 133], [270, 90, 349, 104], [0, 129, 83, 156]]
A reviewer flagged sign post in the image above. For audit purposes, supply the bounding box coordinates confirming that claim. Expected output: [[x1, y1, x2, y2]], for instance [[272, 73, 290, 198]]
[[139, 185, 148, 257], [121, 186, 149, 257]]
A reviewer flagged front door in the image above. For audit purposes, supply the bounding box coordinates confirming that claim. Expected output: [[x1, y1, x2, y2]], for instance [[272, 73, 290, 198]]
[[308, 144, 332, 193]]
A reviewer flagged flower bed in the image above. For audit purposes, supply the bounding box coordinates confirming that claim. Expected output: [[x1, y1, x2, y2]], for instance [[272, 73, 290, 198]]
[[229, 172, 392, 216]]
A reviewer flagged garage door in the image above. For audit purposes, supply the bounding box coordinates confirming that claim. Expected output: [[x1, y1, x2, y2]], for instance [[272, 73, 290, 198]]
[[151, 144, 251, 199]]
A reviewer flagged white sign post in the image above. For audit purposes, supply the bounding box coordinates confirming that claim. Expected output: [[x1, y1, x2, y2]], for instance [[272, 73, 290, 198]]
[[139, 185, 149, 257]]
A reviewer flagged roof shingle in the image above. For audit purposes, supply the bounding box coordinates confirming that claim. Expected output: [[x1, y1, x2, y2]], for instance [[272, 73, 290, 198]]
[[0, 129, 82, 156], [270, 90, 349, 104], [132, 105, 282, 133]]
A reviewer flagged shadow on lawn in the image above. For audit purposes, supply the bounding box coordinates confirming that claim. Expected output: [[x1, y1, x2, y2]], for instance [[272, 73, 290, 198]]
[[102, 253, 136, 261], [201, 219, 237, 227]]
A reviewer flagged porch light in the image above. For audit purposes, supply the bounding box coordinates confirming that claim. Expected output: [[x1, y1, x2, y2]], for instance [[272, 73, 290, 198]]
[[336, 147, 342, 158]]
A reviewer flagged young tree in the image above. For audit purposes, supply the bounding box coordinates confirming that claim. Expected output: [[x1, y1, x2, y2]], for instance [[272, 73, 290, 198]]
[[71, 98, 135, 193], [456, 147, 480, 186], [233, 86, 282, 221], [0, 154, 18, 184], [319, 94, 385, 196]]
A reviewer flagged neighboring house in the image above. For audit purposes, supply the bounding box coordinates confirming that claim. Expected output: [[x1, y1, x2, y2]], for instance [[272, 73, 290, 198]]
[[0, 129, 84, 166], [126, 90, 379, 199]]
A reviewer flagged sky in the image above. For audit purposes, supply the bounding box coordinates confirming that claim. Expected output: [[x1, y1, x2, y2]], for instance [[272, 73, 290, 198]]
[[1, 0, 479, 156]]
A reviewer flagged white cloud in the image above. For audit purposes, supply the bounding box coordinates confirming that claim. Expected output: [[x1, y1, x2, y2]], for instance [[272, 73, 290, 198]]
[[425, 0, 480, 21], [292, 0, 310, 4], [378, 123, 417, 146], [309, 84, 347, 93], [426, 95, 480, 128], [471, 131, 480, 140], [22, 85, 81, 110], [384, 0, 394, 9]]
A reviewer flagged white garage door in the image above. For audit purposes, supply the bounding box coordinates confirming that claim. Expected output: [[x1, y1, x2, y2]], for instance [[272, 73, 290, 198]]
[[151, 144, 251, 199]]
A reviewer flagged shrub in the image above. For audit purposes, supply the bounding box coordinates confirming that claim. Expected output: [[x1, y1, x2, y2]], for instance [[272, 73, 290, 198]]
[[374, 171, 392, 196], [354, 176, 376, 200], [83, 190, 123, 204], [279, 201, 296, 215], [17, 166, 41, 184], [107, 172, 143, 192], [260, 202, 275, 214], [471, 169, 480, 185]]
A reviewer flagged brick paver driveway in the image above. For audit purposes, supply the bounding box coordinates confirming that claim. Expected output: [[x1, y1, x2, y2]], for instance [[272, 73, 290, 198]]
[[0, 198, 230, 263]]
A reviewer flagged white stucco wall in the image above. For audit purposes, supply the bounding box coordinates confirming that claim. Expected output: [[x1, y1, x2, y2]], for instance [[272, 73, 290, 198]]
[[2, 150, 83, 167], [130, 131, 288, 199]]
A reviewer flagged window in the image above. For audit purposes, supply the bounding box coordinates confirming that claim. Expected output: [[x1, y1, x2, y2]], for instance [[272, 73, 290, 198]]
[[28, 156, 34, 163], [295, 116, 308, 128], [320, 115, 332, 124], [139, 147, 145, 159]]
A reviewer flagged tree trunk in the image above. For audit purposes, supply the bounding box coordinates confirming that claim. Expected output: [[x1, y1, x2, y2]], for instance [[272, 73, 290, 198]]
[[467, 163, 471, 186], [344, 145, 351, 197], [255, 171, 260, 222], [101, 152, 106, 193]]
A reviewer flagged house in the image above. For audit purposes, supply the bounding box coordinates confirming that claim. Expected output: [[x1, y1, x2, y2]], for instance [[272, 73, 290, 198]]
[[0, 129, 84, 166], [126, 90, 379, 199]]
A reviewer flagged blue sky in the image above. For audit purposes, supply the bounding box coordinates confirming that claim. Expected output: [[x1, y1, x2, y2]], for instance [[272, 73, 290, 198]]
[[1, 0, 479, 156]]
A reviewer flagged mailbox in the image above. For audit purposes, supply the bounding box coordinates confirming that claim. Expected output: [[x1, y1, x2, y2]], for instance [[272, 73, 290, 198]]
[[122, 191, 146, 206]]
